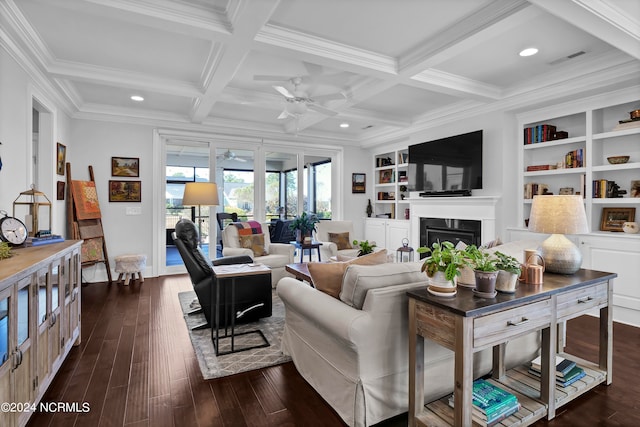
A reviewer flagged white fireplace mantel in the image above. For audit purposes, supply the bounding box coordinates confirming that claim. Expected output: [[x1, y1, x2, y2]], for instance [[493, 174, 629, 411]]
[[409, 196, 500, 248]]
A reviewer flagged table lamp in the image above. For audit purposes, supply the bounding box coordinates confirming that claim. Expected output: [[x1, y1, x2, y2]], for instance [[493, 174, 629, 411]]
[[182, 182, 219, 246], [527, 195, 588, 274]]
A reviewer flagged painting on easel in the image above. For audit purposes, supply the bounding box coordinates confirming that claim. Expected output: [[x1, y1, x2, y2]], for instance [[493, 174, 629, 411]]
[[71, 180, 102, 219]]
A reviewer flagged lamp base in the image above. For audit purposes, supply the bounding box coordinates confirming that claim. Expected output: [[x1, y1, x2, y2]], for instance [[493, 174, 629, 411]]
[[540, 234, 582, 274]]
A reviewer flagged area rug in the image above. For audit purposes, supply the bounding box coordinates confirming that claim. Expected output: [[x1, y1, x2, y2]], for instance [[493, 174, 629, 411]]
[[178, 290, 291, 379]]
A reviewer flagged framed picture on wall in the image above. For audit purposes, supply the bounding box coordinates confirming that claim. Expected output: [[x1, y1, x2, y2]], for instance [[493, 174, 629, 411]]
[[109, 180, 142, 202], [352, 173, 366, 193], [111, 157, 140, 177], [56, 181, 65, 200], [56, 143, 66, 175]]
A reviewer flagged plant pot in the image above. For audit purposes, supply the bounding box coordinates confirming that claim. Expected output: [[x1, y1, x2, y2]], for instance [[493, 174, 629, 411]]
[[474, 270, 498, 296], [427, 271, 457, 297], [495, 270, 518, 293], [458, 266, 476, 288], [295, 230, 312, 243]]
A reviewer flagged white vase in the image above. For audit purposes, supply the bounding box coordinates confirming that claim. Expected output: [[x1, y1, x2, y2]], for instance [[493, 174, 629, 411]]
[[622, 222, 639, 234]]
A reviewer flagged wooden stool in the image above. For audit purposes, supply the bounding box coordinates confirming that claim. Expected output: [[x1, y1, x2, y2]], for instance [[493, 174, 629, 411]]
[[114, 254, 146, 285]]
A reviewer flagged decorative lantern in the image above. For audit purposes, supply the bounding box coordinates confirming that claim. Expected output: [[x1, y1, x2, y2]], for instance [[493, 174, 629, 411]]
[[13, 185, 52, 237], [396, 238, 414, 263]]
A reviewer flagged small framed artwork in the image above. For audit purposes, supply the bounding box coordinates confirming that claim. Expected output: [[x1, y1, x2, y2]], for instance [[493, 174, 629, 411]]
[[379, 169, 393, 184], [631, 180, 640, 198], [56, 143, 66, 175], [600, 207, 636, 232], [352, 173, 366, 193], [111, 157, 140, 177], [56, 181, 65, 200], [109, 180, 141, 202], [559, 187, 574, 195]]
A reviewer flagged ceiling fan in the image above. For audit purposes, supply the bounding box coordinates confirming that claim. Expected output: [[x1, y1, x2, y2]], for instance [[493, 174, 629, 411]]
[[217, 149, 246, 162], [271, 77, 346, 120]]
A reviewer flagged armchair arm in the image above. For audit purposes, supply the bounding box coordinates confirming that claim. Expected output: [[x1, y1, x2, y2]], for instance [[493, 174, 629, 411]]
[[315, 240, 338, 258], [267, 242, 295, 260], [222, 247, 254, 258]]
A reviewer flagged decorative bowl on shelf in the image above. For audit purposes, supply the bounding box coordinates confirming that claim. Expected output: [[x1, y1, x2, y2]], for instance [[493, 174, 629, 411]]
[[607, 155, 630, 164]]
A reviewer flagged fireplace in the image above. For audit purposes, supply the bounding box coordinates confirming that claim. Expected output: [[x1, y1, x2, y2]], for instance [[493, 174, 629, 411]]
[[419, 217, 481, 258]]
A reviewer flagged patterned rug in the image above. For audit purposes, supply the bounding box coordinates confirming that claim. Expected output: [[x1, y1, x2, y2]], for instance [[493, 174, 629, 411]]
[[178, 290, 291, 379]]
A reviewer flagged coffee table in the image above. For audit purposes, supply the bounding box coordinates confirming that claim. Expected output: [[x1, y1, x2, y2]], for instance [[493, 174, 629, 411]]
[[285, 263, 314, 286], [210, 263, 272, 355]]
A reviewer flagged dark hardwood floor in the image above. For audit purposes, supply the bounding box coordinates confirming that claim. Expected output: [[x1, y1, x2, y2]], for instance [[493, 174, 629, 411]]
[[26, 275, 640, 427]]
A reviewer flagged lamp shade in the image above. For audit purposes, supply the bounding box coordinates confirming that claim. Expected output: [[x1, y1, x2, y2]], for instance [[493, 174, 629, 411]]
[[182, 182, 219, 206], [528, 195, 588, 235]]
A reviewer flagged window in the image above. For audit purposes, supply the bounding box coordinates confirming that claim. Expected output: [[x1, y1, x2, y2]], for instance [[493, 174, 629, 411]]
[[222, 169, 254, 221]]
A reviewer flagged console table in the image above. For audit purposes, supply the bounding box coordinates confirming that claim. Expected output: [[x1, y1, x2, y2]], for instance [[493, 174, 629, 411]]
[[407, 269, 615, 427]]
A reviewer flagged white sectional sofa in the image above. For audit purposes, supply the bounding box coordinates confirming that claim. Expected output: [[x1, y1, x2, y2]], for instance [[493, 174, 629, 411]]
[[276, 239, 543, 427]]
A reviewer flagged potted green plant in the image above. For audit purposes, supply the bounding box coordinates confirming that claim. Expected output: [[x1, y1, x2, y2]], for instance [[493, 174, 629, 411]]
[[352, 239, 376, 256], [417, 241, 469, 296], [466, 245, 499, 295], [494, 251, 521, 293], [289, 212, 319, 243]]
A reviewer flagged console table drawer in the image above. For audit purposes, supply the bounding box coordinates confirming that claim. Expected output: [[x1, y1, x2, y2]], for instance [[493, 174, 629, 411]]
[[557, 283, 608, 320], [474, 299, 551, 348]]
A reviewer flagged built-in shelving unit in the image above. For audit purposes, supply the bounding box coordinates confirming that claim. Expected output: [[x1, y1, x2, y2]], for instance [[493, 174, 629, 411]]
[[373, 149, 410, 220], [518, 94, 640, 234]]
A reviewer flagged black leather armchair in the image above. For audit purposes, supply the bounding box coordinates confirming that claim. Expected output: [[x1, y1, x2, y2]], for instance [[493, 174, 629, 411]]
[[173, 219, 272, 328]]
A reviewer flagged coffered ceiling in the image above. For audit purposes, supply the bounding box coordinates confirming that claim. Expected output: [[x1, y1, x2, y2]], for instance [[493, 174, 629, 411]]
[[2, 0, 639, 147]]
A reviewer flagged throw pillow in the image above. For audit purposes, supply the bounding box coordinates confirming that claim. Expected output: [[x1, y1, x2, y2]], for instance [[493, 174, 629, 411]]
[[239, 233, 267, 258], [309, 249, 388, 298], [328, 232, 352, 250]]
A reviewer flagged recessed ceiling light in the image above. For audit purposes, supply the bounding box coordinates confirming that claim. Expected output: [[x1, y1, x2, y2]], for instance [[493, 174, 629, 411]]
[[519, 48, 538, 57], [130, 95, 144, 102], [339, 123, 349, 128]]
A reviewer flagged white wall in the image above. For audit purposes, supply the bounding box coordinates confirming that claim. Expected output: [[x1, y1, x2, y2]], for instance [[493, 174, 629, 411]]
[[70, 120, 155, 282], [341, 145, 372, 239], [0, 48, 71, 236]]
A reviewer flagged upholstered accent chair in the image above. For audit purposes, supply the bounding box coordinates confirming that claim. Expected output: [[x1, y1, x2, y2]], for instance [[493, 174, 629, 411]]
[[314, 220, 364, 260], [173, 218, 272, 327], [222, 222, 294, 287]]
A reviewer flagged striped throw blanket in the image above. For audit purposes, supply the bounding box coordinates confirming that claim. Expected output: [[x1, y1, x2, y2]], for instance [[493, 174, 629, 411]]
[[233, 221, 263, 236]]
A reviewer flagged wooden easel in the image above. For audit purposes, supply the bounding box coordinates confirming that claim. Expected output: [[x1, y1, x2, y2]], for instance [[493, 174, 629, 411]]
[[66, 163, 113, 283]]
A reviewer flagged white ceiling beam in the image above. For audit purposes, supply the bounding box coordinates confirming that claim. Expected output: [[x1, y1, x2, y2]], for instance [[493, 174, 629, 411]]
[[33, 0, 233, 40], [48, 60, 203, 98], [408, 70, 502, 100], [190, 0, 281, 123], [528, 0, 640, 60], [398, 0, 531, 75]]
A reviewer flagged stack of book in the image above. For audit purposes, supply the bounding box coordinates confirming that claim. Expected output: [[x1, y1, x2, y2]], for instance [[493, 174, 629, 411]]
[[528, 355, 586, 387], [448, 379, 520, 426], [25, 235, 65, 246]]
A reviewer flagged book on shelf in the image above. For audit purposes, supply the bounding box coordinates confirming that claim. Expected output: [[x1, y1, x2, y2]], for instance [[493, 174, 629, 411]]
[[528, 365, 586, 387], [25, 235, 65, 246], [530, 355, 576, 377], [613, 119, 640, 131], [524, 182, 549, 199], [526, 164, 558, 171], [448, 385, 520, 426], [523, 124, 557, 144], [565, 148, 584, 168]]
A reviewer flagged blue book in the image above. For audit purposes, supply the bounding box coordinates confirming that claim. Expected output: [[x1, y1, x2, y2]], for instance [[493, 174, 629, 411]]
[[472, 379, 518, 415]]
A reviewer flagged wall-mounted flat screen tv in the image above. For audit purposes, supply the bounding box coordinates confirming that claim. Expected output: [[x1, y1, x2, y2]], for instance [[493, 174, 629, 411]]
[[408, 130, 483, 195]]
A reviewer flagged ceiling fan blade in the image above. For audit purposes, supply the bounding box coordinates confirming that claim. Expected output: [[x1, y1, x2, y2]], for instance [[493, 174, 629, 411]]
[[308, 103, 338, 116], [254, 75, 291, 82], [273, 85, 294, 98], [312, 92, 346, 102]]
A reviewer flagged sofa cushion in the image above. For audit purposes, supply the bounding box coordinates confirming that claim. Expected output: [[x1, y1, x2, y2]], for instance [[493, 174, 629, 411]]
[[308, 249, 388, 298], [340, 262, 426, 309], [328, 232, 352, 250], [239, 233, 267, 258]]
